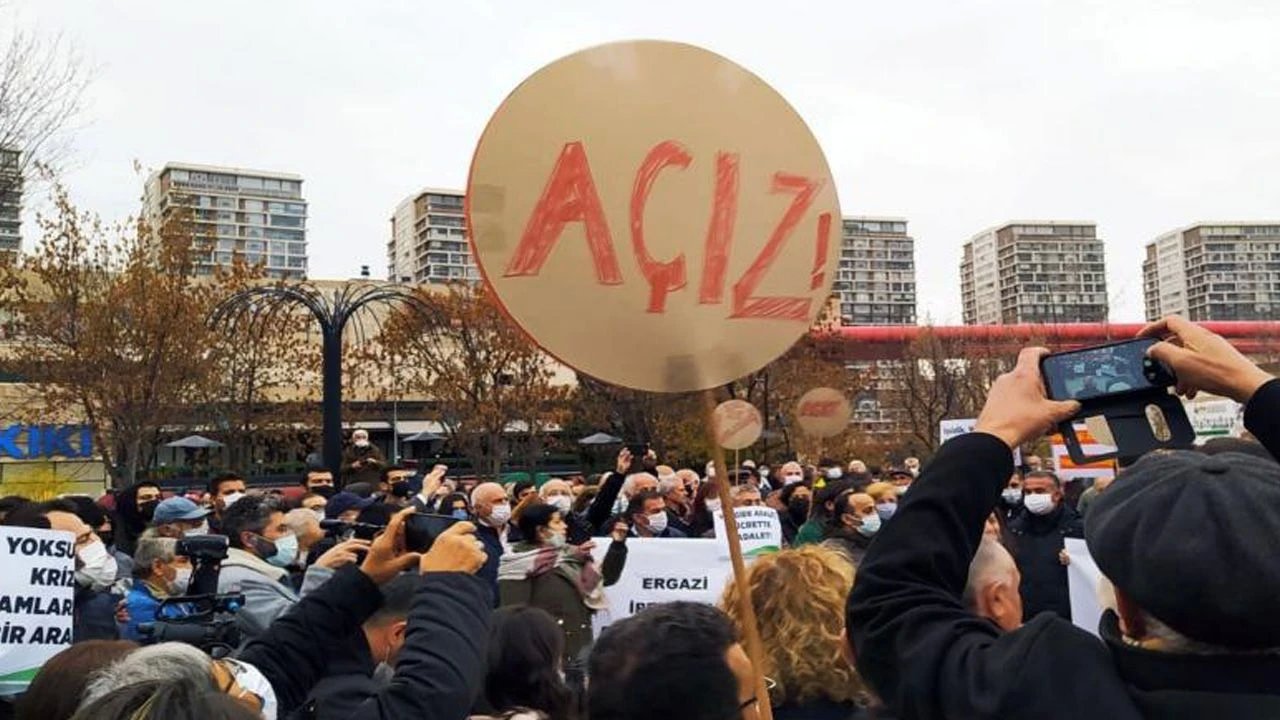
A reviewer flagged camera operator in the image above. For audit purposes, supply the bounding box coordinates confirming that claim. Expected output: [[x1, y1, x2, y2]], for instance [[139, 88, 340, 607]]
[[237, 507, 489, 719], [120, 537, 195, 642], [218, 495, 371, 639]]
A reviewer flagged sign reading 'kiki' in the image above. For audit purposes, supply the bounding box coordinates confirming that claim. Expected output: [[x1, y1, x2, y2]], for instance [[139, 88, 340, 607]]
[[0, 425, 94, 460]]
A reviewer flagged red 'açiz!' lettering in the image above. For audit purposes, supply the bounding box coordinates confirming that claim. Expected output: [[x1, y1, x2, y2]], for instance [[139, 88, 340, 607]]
[[799, 400, 840, 417], [698, 152, 739, 305], [631, 141, 691, 313], [504, 141, 623, 284], [810, 212, 832, 290], [730, 173, 825, 321]]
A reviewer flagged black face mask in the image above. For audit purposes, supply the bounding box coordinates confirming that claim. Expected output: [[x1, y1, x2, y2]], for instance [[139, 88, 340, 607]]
[[787, 498, 810, 525], [139, 500, 159, 521], [310, 485, 337, 500], [389, 482, 412, 499]]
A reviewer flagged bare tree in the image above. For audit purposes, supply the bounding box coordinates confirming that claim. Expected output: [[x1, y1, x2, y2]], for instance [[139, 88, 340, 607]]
[[0, 14, 91, 194]]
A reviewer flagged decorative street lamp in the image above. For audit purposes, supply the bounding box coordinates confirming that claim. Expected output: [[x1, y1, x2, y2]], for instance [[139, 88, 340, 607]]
[[209, 282, 428, 478]]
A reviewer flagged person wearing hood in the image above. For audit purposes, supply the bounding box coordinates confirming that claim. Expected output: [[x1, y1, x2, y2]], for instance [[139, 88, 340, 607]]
[[342, 429, 386, 488], [777, 481, 813, 546], [113, 481, 162, 556]]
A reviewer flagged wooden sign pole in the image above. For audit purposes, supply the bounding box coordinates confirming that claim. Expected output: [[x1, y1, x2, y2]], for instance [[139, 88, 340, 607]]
[[703, 391, 774, 720]]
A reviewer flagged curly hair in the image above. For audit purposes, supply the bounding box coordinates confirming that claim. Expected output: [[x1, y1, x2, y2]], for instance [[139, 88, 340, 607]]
[[719, 545, 869, 707]]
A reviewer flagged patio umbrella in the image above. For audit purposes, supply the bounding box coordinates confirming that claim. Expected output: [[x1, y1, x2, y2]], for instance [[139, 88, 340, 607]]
[[403, 430, 446, 443], [578, 432, 623, 446], [165, 435, 224, 449]]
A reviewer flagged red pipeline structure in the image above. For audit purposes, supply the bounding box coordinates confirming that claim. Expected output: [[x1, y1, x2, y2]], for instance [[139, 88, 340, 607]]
[[831, 322, 1280, 361]]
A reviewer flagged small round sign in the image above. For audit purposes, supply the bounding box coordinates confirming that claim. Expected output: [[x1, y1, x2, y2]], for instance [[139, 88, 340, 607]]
[[794, 387, 851, 438], [467, 40, 840, 393], [713, 399, 764, 450]]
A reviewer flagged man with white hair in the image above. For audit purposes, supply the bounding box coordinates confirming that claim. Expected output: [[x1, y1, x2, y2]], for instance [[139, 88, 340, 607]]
[[470, 481, 510, 605], [341, 428, 385, 487], [657, 471, 693, 536], [963, 537, 1023, 632]]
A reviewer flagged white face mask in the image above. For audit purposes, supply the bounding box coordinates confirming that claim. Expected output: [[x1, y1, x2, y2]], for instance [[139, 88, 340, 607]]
[[825, 468, 843, 480], [486, 503, 512, 528], [221, 492, 246, 510], [311, 508, 326, 522], [856, 513, 882, 537], [782, 473, 803, 486], [705, 498, 722, 514], [1002, 488, 1023, 505], [76, 540, 118, 589], [183, 521, 209, 537], [1024, 493, 1057, 516], [219, 658, 279, 720], [547, 495, 573, 514], [170, 566, 192, 595], [646, 511, 668, 535], [354, 439, 370, 448]]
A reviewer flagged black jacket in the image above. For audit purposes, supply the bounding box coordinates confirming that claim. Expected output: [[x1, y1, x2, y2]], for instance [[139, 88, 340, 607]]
[[300, 572, 489, 720], [239, 565, 490, 720], [477, 524, 504, 607], [846, 378, 1280, 720], [1007, 501, 1082, 620]]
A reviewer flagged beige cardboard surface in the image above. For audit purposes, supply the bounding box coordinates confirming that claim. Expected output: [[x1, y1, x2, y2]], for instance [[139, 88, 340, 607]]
[[468, 40, 840, 392], [794, 387, 852, 438], [712, 399, 764, 450]]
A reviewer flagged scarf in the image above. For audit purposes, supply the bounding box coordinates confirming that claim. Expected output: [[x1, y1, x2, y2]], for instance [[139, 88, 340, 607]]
[[497, 542, 608, 611]]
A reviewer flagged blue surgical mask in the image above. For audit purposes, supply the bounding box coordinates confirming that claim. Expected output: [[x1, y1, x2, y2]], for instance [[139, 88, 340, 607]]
[[856, 513, 882, 537], [450, 509, 469, 521], [265, 533, 298, 568]]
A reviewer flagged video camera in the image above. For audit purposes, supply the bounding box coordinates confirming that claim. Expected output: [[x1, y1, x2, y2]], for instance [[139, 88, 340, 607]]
[[137, 534, 245, 658]]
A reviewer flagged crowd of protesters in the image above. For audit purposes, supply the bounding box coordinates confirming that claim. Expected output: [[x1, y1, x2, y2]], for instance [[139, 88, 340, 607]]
[[0, 316, 1277, 719]]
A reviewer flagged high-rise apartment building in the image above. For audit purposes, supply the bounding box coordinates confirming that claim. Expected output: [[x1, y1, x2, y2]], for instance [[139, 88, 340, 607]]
[[144, 163, 307, 279], [387, 188, 476, 284], [0, 148, 20, 256], [1143, 223, 1280, 321], [834, 217, 916, 325], [961, 221, 1107, 324]]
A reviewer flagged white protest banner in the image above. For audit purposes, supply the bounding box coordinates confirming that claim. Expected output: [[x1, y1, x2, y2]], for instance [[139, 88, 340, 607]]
[[1065, 537, 1103, 638], [712, 506, 782, 558], [1186, 397, 1243, 443], [590, 538, 734, 637], [939, 418, 1022, 465], [0, 527, 76, 693]]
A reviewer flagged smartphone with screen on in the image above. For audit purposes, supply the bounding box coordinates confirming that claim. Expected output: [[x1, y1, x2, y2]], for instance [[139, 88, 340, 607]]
[[403, 513, 460, 554], [1040, 338, 1176, 402]]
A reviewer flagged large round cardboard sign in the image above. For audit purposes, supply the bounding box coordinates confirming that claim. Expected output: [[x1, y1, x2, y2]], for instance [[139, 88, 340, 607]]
[[713, 399, 764, 450], [467, 40, 840, 393], [795, 387, 851, 438]]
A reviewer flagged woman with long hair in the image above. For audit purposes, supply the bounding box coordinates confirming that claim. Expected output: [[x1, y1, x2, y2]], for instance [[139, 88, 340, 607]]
[[720, 545, 887, 719], [472, 606, 577, 720]]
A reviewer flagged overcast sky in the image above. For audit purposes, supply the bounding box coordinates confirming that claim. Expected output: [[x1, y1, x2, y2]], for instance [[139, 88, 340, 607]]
[[8, 0, 1280, 323]]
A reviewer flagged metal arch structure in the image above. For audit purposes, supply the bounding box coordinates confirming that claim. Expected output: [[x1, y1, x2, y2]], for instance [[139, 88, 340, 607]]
[[209, 282, 435, 478]]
